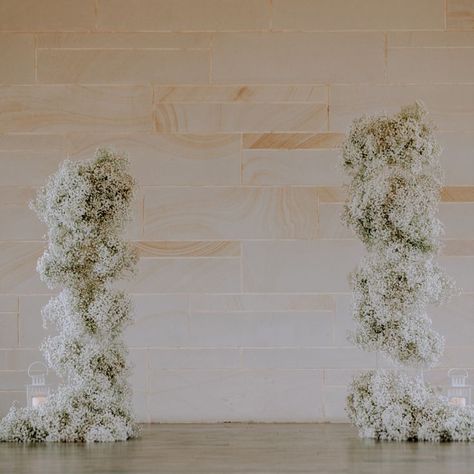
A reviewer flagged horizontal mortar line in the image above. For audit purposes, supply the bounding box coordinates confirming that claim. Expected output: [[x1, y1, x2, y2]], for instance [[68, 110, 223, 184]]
[[95, 128, 474, 134], [0, 347, 47, 350], [3, 27, 465, 33], [76, 28, 445, 33], [0, 82, 331, 86], [331, 81, 474, 86], [264, 28, 447, 33], [210, 80, 474, 85], [155, 100, 327, 104], [172, 292, 337, 295], [128, 346, 360, 349], [0, 240, 47, 243], [137, 239, 354, 243], [0, 29, 275, 34], [136, 243, 348, 249], [0, 26, 427, 32], [32, 32, 214, 35], [8, 80, 474, 87], [2, 88, 474, 96], [0, 132, 469, 139], [143, 371, 341, 375], [140, 184, 336, 188], [153, 100, 328, 104], [138, 256, 241, 260], [389, 46, 474, 49], [0, 189, 323, 197], [0, 246, 474, 254], [141, 370, 330, 377], [0, 289, 352, 297], [36, 47, 211, 51], [0, 290, 351, 295], [444, 238, 474, 240], [201, 290, 469, 296], [0, 83, 157, 87], [153, 129, 472, 134], [0, 132, 248, 138], [241, 149, 340, 151], [135, 239, 245, 242], [188, 310, 335, 313], [129, 343, 474, 351], [3, 345, 358, 352], [33, 82, 203, 87], [0, 83, 151, 88], [139, 291, 338, 297], [443, 255, 474, 260], [133, 238, 348, 243], [320, 82, 474, 87], [151, 81, 467, 86], [12, 309, 335, 313]]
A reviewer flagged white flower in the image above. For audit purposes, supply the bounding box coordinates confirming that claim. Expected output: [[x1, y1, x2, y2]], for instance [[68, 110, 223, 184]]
[[0, 149, 138, 443], [343, 104, 468, 441], [347, 371, 474, 442], [342, 103, 443, 254]]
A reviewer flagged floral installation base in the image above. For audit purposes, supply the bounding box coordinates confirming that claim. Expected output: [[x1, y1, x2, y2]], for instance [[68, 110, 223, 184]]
[[347, 370, 474, 442]]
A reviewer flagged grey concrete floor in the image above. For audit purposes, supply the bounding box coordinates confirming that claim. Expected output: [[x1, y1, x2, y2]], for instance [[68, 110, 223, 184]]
[[1, 423, 474, 473]]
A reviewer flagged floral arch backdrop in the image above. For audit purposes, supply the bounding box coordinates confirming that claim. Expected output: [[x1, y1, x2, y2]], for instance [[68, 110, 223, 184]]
[[0, 105, 473, 442]]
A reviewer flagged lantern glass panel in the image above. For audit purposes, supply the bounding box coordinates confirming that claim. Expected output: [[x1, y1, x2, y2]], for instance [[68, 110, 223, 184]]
[[26, 361, 50, 409], [448, 369, 471, 407]]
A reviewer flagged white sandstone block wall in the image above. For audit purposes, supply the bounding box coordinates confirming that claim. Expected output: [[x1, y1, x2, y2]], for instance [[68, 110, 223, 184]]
[[0, 0, 473, 422]]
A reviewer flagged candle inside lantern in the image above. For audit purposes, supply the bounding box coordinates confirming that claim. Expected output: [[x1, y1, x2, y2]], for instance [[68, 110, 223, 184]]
[[449, 397, 467, 407], [31, 396, 47, 408]]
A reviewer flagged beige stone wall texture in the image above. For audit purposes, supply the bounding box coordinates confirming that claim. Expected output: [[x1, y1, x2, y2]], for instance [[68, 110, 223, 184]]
[[0, 0, 473, 422]]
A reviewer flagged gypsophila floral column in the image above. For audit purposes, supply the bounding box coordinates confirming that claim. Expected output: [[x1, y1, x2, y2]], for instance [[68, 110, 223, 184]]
[[0, 149, 138, 442], [343, 104, 474, 441]]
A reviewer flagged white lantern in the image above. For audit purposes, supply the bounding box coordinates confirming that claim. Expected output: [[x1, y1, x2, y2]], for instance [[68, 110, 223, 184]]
[[447, 368, 471, 407], [27, 362, 50, 409]]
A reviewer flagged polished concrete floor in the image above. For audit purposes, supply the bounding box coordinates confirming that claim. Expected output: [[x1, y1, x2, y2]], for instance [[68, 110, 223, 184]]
[[2, 423, 474, 473]]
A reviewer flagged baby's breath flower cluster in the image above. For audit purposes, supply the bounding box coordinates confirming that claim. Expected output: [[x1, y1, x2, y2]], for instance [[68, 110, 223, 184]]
[[342, 104, 474, 441], [0, 149, 138, 443], [348, 371, 474, 442], [343, 103, 455, 368], [351, 246, 452, 368], [342, 103, 443, 254]]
